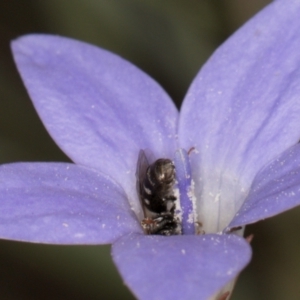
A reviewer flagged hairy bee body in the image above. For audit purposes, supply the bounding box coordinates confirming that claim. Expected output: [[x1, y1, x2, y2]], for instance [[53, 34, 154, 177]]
[[136, 150, 180, 235]]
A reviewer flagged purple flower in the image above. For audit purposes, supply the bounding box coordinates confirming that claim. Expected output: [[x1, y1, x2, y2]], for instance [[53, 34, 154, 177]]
[[1, 1, 300, 299]]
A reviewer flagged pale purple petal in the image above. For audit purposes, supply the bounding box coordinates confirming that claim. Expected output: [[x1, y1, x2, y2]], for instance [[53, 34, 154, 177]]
[[11, 34, 178, 215], [178, 0, 300, 233], [0, 162, 141, 244], [229, 144, 300, 229], [112, 233, 251, 300]]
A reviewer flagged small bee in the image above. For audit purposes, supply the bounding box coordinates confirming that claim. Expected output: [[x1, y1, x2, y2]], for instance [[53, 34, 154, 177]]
[[136, 149, 180, 235]]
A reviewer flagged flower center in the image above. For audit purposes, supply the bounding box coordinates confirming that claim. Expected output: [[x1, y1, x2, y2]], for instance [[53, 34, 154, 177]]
[[136, 148, 248, 235]]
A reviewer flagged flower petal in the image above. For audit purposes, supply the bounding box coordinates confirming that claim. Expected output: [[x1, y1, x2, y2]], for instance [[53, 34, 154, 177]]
[[11, 34, 178, 215], [229, 144, 300, 229], [112, 233, 251, 300], [0, 162, 141, 244], [179, 0, 300, 232]]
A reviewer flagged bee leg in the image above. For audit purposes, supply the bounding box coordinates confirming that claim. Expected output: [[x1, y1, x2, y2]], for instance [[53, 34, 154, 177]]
[[141, 216, 168, 235]]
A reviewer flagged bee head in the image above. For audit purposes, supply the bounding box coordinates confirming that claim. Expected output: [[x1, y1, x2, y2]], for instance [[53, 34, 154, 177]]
[[154, 159, 175, 184]]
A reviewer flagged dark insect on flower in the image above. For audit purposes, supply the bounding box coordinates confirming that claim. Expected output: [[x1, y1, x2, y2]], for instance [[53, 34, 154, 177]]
[[136, 149, 181, 235]]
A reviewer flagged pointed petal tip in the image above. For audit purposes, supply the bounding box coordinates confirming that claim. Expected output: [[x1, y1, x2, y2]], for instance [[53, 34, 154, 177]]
[[11, 34, 43, 53]]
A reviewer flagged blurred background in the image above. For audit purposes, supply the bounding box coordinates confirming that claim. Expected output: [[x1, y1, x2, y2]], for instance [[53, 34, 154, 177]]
[[1, 0, 300, 299]]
